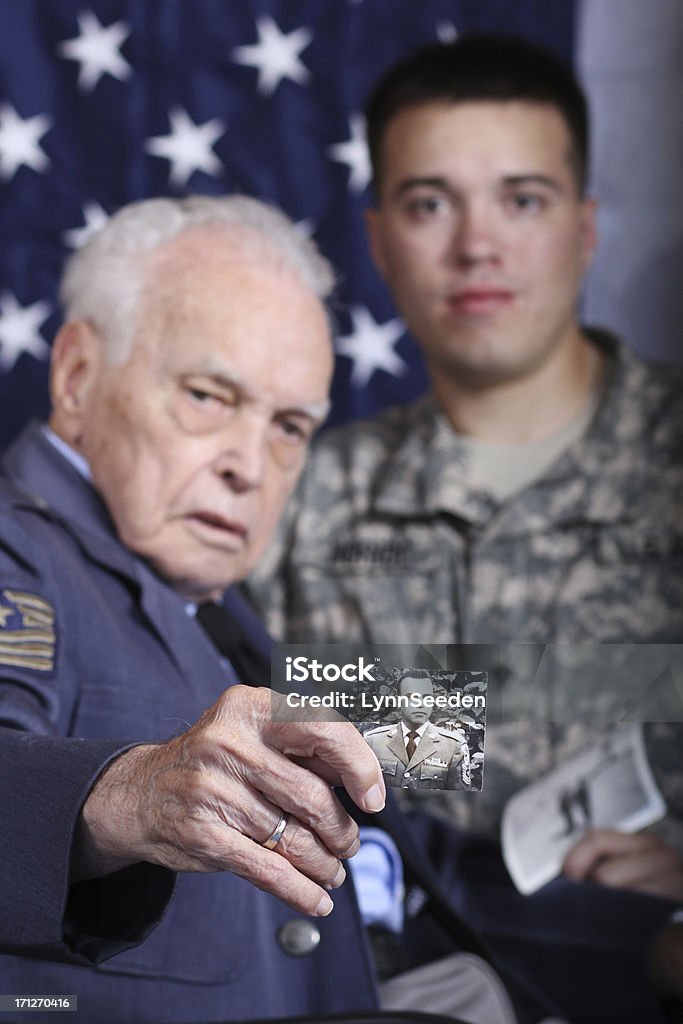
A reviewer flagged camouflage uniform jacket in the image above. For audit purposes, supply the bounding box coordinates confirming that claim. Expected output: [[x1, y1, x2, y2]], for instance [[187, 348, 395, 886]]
[[250, 334, 683, 836]]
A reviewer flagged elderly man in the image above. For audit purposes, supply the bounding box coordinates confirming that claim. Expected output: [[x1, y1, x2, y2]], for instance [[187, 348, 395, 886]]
[[364, 672, 470, 790], [0, 195, 385, 1020], [0, 194, 588, 1024]]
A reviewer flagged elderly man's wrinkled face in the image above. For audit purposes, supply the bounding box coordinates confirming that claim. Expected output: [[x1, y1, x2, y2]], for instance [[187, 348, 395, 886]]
[[51, 230, 332, 600]]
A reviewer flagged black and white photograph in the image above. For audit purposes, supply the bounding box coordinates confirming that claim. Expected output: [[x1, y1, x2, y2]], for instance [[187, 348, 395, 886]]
[[501, 723, 667, 895], [353, 667, 487, 792]]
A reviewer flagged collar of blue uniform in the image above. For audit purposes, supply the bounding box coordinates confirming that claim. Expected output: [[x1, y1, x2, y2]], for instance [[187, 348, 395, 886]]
[[3, 422, 120, 542]]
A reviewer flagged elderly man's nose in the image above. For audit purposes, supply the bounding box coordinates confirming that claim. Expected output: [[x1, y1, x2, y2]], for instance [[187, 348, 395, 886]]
[[213, 418, 268, 491]]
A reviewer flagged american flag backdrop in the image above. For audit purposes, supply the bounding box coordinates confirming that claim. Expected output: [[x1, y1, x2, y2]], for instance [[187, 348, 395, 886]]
[[0, 0, 579, 450]]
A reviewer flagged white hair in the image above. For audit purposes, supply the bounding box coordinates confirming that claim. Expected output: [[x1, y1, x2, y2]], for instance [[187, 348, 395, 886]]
[[60, 194, 336, 361]]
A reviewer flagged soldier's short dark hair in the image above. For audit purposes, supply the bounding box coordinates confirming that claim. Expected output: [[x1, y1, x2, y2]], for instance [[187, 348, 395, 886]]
[[398, 668, 431, 689], [365, 34, 589, 195]]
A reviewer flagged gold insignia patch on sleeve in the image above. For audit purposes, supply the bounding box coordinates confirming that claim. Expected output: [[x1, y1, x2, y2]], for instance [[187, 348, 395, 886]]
[[0, 590, 56, 672]]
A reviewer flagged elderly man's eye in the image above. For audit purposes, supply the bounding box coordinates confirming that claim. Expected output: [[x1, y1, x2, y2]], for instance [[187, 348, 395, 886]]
[[188, 387, 215, 403], [278, 419, 307, 442], [272, 412, 317, 448], [184, 385, 234, 412]]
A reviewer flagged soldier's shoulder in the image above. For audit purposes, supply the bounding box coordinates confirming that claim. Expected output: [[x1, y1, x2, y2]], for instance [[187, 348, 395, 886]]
[[430, 725, 467, 746], [615, 344, 683, 439], [634, 347, 683, 389], [363, 724, 397, 738], [584, 340, 683, 490]]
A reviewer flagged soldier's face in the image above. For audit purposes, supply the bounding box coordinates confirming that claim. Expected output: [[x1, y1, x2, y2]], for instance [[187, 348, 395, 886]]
[[400, 676, 434, 727], [54, 231, 332, 601], [367, 101, 596, 388]]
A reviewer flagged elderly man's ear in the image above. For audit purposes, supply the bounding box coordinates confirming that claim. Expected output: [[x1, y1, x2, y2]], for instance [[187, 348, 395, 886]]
[[49, 321, 105, 446]]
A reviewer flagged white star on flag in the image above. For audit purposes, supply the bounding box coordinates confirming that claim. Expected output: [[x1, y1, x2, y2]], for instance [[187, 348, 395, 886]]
[[0, 104, 51, 182], [328, 114, 371, 193], [336, 307, 407, 388], [232, 16, 312, 95], [62, 202, 109, 249], [57, 11, 132, 92], [436, 22, 459, 43], [145, 108, 226, 188], [0, 293, 51, 371]]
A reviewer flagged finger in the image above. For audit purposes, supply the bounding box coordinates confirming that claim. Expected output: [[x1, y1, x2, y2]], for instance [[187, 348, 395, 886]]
[[209, 825, 337, 918], [562, 829, 683, 898], [293, 753, 352, 787], [265, 813, 348, 892], [562, 828, 656, 880], [184, 692, 362, 858], [238, 740, 362, 859], [211, 686, 386, 814], [590, 849, 683, 897], [195, 759, 351, 885], [142, 765, 347, 894], [268, 714, 386, 814]]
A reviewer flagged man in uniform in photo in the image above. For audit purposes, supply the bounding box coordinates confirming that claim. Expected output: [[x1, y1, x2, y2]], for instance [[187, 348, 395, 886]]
[[364, 671, 471, 790]]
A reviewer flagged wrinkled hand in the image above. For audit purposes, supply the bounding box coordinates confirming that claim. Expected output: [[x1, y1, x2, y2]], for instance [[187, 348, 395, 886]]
[[562, 828, 683, 901], [74, 685, 385, 917]]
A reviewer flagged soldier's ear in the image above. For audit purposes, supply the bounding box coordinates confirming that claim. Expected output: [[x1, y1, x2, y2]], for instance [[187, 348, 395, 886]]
[[48, 321, 105, 447]]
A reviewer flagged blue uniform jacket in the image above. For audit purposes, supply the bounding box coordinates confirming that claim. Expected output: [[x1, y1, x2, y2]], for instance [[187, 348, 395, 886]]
[[0, 425, 675, 1024]]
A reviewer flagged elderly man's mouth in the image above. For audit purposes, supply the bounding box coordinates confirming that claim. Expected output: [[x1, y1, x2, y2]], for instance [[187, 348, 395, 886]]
[[188, 512, 248, 543]]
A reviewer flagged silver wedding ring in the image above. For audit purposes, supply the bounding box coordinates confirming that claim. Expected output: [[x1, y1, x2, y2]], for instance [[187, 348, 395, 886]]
[[261, 812, 289, 851]]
